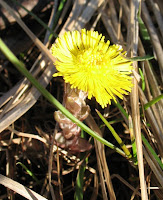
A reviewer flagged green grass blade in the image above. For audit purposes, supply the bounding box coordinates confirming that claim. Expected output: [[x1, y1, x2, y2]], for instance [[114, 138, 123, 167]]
[[0, 38, 126, 157], [113, 101, 128, 119], [16, 162, 39, 183], [144, 94, 163, 110], [52, 0, 67, 30], [75, 131, 87, 200], [96, 109, 132, 159], [11, 0, 58, 38], [113, 102, 137, 163], [126, 55, 154, 62], [129, 115, 138, 165], [74, 162, 85, 200], [139, 68, 145, 91], [141, 134, 163, 170], [138, 14, 150, 42]]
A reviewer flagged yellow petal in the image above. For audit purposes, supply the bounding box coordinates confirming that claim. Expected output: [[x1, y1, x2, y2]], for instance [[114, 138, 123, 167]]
[[52, 29, 133, 108]]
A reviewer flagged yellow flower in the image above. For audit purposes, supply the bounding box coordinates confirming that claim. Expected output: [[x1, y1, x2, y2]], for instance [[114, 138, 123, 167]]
[[51, 29, 133, 108]]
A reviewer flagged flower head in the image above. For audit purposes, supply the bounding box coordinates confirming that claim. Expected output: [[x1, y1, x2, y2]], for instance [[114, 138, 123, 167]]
[[52, 29, 133, 108]]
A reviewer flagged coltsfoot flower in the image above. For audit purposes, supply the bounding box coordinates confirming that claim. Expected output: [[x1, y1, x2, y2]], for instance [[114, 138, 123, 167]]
[[52, 29, 133, 108]]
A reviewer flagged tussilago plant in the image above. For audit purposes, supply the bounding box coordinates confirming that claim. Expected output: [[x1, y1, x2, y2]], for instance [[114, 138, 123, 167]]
[[51, 29, 133, 152], [52, 29, 133, 108]]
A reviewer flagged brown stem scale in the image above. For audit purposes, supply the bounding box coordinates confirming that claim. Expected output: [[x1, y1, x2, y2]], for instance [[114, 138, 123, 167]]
[[54, 84, 92, 153]]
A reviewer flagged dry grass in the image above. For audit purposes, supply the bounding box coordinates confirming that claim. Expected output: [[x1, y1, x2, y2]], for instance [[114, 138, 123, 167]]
[[0, 0, 163, 199]]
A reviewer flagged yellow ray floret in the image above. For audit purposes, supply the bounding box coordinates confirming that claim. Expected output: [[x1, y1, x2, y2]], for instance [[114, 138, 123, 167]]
[[51, 29, 133, 108]]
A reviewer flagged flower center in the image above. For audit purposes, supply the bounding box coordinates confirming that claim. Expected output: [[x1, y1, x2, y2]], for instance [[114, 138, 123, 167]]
[[77, 49, 103, 69]]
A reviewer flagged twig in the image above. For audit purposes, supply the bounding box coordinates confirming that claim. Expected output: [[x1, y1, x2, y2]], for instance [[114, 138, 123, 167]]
[[129, 0, 148, 199]]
